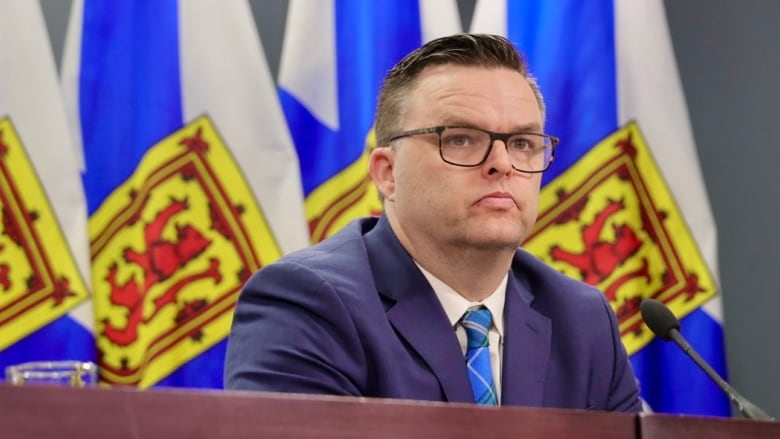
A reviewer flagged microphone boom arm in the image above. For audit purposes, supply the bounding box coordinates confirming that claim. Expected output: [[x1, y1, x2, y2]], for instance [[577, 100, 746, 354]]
[[669, 327, 773, 421]]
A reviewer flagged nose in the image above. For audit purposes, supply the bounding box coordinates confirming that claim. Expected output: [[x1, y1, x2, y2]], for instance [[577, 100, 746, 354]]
[[482, 139, 514, 176]]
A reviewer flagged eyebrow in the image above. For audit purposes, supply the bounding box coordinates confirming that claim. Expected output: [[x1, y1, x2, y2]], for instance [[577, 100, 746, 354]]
[[511, 123, 543, 132], [441, 120, 543, 133]]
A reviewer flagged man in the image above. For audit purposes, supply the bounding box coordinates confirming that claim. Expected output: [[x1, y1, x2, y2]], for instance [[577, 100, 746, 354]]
[[225, 33, 642, 411]]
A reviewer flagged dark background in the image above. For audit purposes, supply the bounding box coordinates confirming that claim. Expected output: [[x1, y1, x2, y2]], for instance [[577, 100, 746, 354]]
[[39, 0, 780, 417]]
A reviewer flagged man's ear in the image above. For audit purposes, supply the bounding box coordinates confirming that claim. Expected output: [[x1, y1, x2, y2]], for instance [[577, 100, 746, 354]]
[[369, 147, 396, 201]]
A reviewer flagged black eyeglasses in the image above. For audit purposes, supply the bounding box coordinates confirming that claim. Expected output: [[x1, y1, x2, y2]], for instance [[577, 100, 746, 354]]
[[387, 126, 558, 173]]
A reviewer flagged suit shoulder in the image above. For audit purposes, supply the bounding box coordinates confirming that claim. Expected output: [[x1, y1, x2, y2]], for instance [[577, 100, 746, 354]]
[[282, 218, 372, 263], [245, 217, 376, 290]]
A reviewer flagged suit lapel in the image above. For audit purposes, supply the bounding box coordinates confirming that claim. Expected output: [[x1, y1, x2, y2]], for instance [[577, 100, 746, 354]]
[[501, 274, 551, 406], [385, 289, 474, 403], [364, 216, 473, 403]]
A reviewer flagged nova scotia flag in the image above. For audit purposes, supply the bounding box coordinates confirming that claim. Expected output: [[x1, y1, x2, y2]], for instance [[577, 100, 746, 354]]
[[471, 0, 730, 416], [0, 0, 94, 376], [61, 0, 308, 388]]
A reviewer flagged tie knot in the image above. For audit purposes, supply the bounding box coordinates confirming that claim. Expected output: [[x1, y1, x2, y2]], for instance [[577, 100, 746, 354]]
[[462, 307, 492, 348]]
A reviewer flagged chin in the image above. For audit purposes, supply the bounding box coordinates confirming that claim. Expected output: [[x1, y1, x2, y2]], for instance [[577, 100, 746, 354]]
[[468, 229, 525, 249], [459, 215, 527, 246]]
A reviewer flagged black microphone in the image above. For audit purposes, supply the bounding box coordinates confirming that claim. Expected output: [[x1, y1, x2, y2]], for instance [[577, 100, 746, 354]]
[[640, 298, 773, 421]]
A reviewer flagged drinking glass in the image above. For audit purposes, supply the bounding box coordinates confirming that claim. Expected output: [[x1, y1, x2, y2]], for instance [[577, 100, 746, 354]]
[[5, 361, 98, 387]]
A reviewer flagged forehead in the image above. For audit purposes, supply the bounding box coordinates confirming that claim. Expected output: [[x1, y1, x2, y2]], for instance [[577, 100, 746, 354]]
[[403, 64, 542, 129]]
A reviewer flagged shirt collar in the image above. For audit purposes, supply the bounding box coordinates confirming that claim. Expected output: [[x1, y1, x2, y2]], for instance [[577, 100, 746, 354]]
[[416, 263, 506, 337]]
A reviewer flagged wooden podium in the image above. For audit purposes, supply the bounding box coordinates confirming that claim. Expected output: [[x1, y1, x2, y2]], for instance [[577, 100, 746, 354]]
[[0, 384, 777, 438], [639, 412, 780, 439]]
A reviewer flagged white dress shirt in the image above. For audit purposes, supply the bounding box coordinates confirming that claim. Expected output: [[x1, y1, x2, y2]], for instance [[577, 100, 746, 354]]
[[416, 263, 507, 403]]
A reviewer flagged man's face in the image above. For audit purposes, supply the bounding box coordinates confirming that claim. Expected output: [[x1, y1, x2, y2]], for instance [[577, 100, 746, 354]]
[[375, 64, 545, 252]]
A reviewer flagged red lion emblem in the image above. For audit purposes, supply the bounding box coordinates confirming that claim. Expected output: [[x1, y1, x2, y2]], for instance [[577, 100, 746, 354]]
[[102, 197, 221, 346], [550, 198, 650, 302]]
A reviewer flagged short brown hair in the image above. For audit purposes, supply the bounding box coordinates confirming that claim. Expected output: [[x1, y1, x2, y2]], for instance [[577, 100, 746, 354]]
[[374, 33, 545, 148]]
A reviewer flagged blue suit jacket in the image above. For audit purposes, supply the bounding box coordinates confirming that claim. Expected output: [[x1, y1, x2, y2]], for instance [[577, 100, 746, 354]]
[[225, 215, 641, 411]]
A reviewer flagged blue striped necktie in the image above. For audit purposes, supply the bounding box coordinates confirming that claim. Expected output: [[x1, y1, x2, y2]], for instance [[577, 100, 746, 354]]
[[461, 307, 498, 405]]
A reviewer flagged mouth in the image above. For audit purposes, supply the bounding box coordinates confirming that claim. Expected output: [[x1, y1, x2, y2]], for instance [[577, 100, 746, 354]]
[[475, 192, 517, 210]]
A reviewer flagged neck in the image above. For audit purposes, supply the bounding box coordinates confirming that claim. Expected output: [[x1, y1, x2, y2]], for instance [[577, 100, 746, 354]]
[[421, 248, 513, 302], [386, 213, 514, 302]]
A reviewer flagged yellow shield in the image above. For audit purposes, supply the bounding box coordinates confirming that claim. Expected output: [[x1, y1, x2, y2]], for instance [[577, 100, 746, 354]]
[[525, 122, 716, 354], [0, 118, 90, 349], [90, 116, 281, 387]]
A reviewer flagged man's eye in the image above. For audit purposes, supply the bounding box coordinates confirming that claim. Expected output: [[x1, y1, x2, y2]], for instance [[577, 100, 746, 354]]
[[508, 137, 533, 150], [443, 134, 474, 147]]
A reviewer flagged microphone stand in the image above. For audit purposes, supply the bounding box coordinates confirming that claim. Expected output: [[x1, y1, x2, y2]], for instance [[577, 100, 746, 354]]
[[668, 328, 773, 421]]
